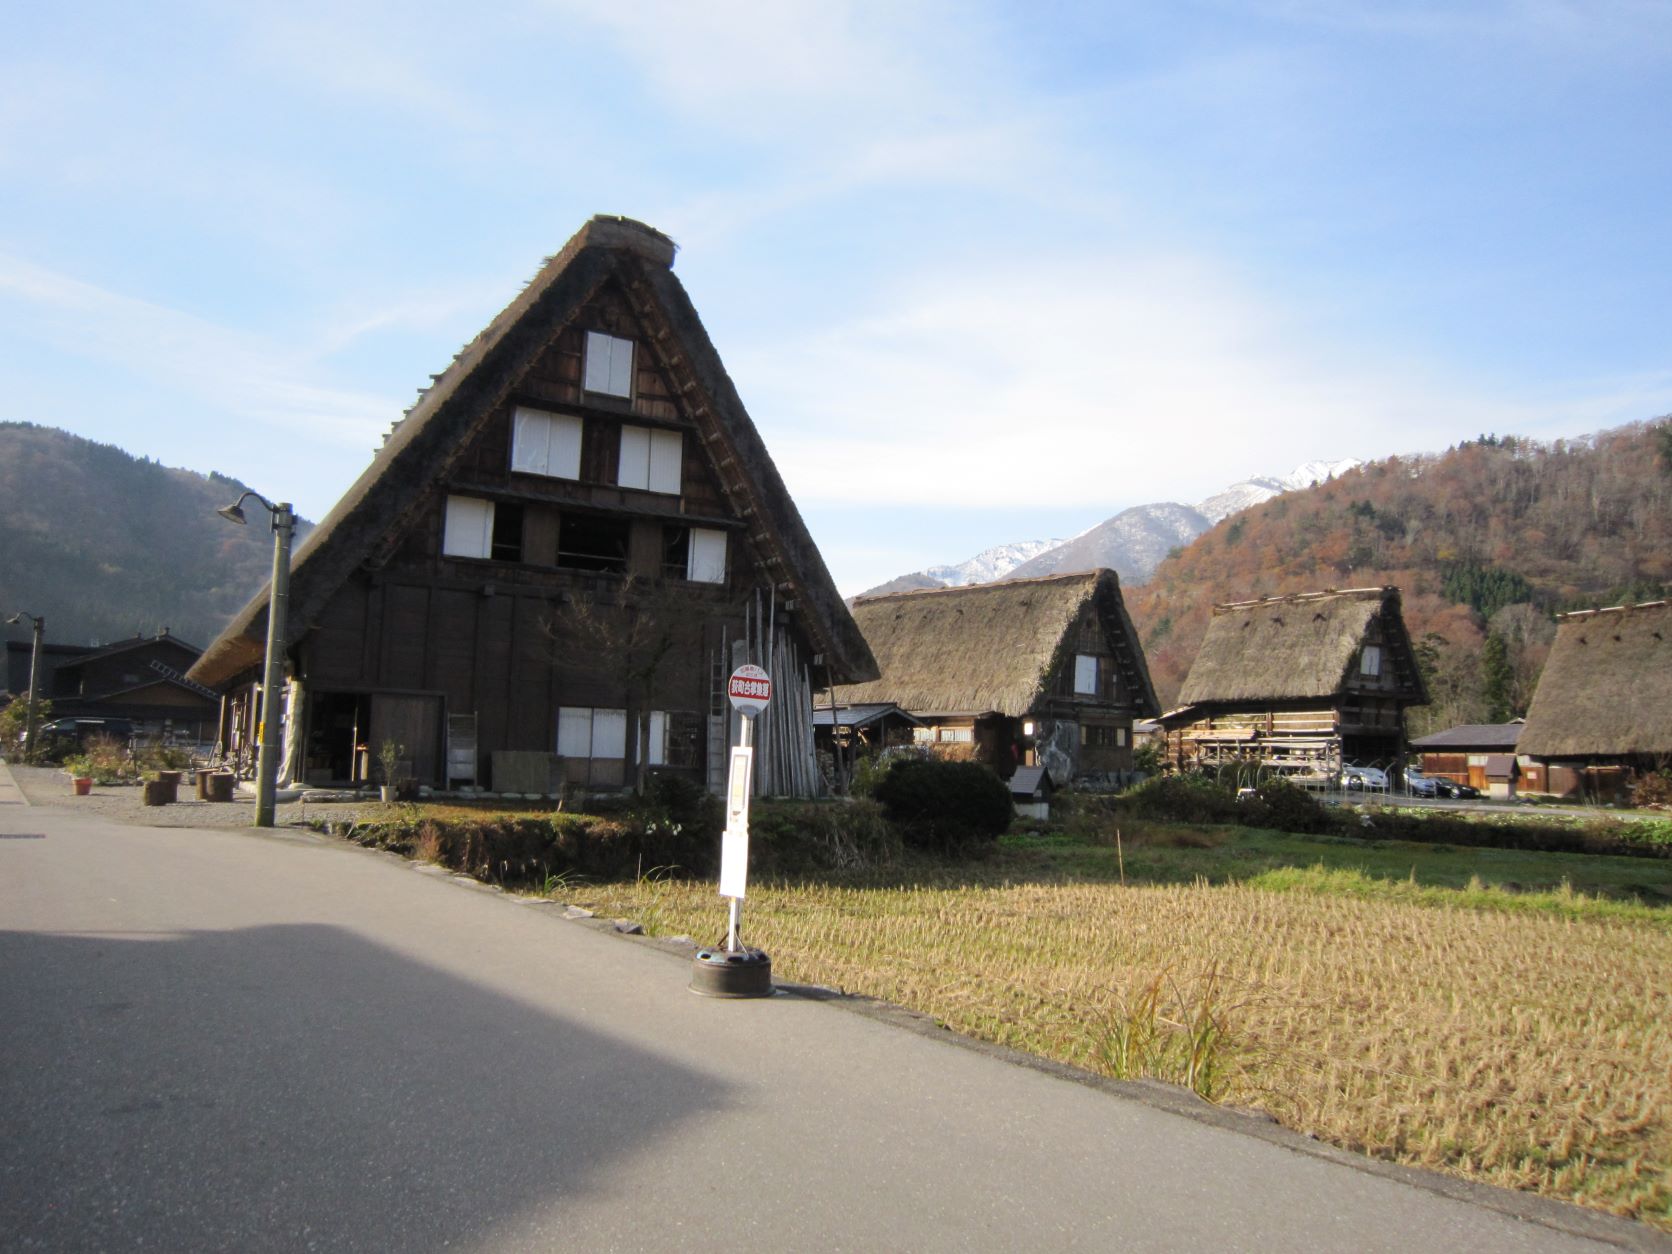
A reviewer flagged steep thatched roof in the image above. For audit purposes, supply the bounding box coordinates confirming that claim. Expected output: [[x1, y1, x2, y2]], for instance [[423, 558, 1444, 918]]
[[1517, 600, 1672, 758], [1177, 586, 1422, 706], [190, 216, 874, 689], [835, 570, 1158, 718]]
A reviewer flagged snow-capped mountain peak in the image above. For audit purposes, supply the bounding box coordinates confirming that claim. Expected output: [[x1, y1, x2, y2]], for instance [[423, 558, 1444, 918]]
[[923, 538, 1070, 586]]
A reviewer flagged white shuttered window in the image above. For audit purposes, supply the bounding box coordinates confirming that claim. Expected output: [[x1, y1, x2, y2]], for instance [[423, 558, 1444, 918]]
[[618, 425, 682, 494], [557, 707, 628, 760], [645, 711, 667, 767], [1074, 654, 1099, 695], [687, 528, 727, 584], [511, 407, 582, 479], [443, 496, 494, 559], [584, 331, 634, 397]]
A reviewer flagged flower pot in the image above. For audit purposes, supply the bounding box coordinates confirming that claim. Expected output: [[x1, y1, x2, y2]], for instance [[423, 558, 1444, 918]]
[[73, 777, 93, 797], [380, 785, 397, 803]]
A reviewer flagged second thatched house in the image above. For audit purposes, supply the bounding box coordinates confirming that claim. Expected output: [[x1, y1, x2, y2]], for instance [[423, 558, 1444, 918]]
[[833, 570, 1159, 786], [1157, 586, 1426, 778], [1516, 600, 1672, 801]]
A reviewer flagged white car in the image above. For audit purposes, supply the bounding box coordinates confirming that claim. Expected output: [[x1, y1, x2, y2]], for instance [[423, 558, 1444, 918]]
[[1342, 764, 1389, 791]]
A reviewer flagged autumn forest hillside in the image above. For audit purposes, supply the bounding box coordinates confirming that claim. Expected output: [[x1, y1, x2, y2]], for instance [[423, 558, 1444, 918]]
[[1127, 420, 1672, 735]]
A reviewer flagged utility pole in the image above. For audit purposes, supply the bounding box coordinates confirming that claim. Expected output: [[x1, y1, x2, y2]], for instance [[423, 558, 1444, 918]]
[[5, 612, 44, 762], [217, 493, 295, 827]]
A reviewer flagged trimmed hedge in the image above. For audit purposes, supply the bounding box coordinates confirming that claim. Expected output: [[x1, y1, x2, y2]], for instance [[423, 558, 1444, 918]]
[[872, 758, 1012, 850]]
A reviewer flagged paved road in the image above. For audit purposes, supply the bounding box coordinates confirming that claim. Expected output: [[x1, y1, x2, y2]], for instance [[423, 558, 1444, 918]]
[[1, 767, 1659, 1252]]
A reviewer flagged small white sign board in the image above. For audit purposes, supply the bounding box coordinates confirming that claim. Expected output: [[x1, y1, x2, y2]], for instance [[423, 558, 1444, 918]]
[[719, 745, 753, 899]]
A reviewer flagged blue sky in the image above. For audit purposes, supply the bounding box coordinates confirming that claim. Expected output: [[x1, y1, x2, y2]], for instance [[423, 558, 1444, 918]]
[[3, 1, 1669, 595]]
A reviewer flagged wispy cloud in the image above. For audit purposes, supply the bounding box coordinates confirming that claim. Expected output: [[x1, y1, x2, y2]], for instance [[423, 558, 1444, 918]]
[[739, 248, 1672, 512], [0, 254, 394, 447]]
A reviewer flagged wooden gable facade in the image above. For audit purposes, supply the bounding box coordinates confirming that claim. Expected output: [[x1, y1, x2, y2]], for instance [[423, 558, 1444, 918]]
[[189, 217, 876, 795], [1159, 586, 1426, 779], [836, 570, 1160, 787]]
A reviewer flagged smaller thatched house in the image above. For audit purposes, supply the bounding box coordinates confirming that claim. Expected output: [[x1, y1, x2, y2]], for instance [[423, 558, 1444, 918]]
[[1158, 586, 1426, 778], [834, 570, 1159, 787], [1516, 600, 1672, 801]]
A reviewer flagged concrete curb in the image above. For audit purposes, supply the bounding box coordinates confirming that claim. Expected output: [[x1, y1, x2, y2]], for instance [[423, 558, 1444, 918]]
[[0, 757, 31, 808]]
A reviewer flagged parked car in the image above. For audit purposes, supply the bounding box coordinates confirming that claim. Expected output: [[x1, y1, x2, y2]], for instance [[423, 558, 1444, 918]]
[[1433, 778, 1480, 800], [1405, 768, 1439, 798], [34, 717, 135, 758], [1342, 764, 1389, 791]]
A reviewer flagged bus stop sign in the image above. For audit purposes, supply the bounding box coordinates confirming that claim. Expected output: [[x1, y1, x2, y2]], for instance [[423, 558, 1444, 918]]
[[727, 664, 772, 717]]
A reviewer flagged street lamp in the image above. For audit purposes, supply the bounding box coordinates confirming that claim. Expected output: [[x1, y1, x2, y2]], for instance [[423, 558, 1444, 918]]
[[216, 491, 295, 828], [4, 611, 44, 763]]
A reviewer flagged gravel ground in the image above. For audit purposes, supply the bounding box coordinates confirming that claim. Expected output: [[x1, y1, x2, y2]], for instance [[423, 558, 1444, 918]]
[[6, 763, 377, 830]]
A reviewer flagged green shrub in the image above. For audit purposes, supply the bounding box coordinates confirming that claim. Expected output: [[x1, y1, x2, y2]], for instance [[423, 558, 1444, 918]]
[[872, 758, 1011, 850], [1112, 774, 1242, 825], [748, 798, 900, 873], [1238, 778, 1331, 835], [62, 733, 133, 784]]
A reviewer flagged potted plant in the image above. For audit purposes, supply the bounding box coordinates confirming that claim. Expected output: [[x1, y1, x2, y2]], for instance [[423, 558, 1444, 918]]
[[377, 739, 405, 803]]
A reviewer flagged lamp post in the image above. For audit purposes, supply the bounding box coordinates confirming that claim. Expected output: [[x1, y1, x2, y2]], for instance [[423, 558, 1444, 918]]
[[217, 492, 295, 828], [4, 611, 44, 763]]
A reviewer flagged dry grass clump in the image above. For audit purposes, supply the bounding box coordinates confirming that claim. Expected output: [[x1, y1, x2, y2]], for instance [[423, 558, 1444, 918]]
[[572, 875, 1672, 1226]]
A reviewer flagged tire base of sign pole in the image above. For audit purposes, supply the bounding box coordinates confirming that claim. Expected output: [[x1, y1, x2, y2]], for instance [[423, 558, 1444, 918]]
[[689, 947, 773, 998]]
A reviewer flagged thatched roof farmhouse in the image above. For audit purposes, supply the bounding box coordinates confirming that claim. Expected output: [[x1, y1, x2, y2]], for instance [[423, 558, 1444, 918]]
[[191, 215, 874, 796], [1516, 600, 1672, 799], [1161, 586, 1426, 777], [837, 570, 1159, 786]]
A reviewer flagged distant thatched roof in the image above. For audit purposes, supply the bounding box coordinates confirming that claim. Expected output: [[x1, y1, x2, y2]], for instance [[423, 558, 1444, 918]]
[[1177, 586, 1423, 706], [190, 216, 874, 689], [1517, 601, 1672, 758], [836, 570, 1158, 718]]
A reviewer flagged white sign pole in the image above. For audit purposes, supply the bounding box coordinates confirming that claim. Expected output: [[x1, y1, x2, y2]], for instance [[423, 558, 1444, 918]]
[[720, 663, 772, 953]]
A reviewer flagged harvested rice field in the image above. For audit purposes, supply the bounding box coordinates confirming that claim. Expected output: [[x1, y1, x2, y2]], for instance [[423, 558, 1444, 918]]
[[568, 836, 1672, 1229]]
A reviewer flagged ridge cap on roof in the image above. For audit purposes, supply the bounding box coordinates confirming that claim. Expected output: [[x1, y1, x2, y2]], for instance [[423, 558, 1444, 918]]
[[1555, 599, 1669, 623], [852, 569, 1107, 605], [1212, 586, 1392, 615]]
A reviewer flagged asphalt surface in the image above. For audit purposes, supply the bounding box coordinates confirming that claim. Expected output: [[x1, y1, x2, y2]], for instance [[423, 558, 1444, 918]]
[[1, 761, 1662, 1252]]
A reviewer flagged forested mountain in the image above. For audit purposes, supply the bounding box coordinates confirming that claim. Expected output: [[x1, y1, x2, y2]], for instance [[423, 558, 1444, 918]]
[[0, 423, 314, 654], [1128, 420, 1672, 735]]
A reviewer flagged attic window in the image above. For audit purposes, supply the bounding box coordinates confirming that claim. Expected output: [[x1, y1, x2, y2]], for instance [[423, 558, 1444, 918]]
[[511, 407, 581, 479], [619, 425, 682, 494], [1073, 654, 1099, 696], [584, 332, 634, 398], [1360, 644, 1382, 677]]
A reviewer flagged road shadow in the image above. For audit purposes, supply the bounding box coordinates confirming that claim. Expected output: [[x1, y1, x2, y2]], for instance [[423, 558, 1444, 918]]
[[0, 923, 731, 1250]]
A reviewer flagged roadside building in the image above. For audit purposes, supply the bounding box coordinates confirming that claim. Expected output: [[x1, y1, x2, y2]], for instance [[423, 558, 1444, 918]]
[[189, 216, 875, 796]]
